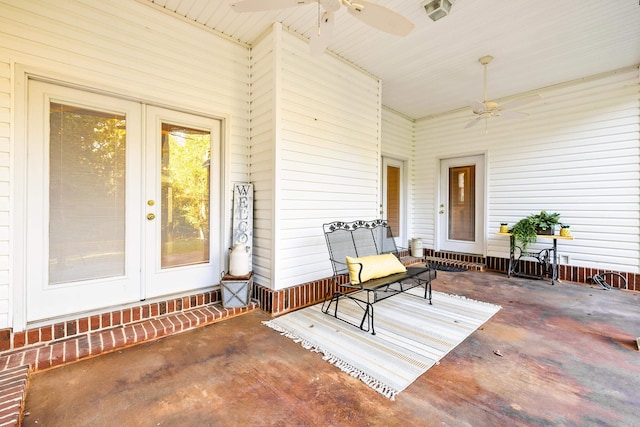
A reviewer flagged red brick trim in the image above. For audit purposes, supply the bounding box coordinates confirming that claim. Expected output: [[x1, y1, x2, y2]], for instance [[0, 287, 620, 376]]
[[2, 258, 634, 356], [252, 256, 639, 317], [0, 365, 29, 427], [0, 288, 223, 355], [485, 256, 638, 291]]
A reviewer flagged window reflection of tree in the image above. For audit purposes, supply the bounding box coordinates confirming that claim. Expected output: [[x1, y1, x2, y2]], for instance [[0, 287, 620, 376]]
[[161, 123, 211, 267]]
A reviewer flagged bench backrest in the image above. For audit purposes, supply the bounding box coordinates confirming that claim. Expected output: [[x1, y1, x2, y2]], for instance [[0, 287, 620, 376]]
[[323, 220, 400, 276]]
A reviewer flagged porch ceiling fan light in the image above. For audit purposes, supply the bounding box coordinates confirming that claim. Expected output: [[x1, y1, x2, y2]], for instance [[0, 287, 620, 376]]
[[423, 0, 454, 21]]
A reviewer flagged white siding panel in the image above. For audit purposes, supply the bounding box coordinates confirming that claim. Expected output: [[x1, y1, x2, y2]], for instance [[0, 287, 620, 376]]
[[415, 68, 640, 272], [0, 0, 251, 328], [381, 107, 415, 239], [249, 30, 276, 288], [382, 108, 413, 160], [0, 61, 9, 327], [270, 31, 381, 290]]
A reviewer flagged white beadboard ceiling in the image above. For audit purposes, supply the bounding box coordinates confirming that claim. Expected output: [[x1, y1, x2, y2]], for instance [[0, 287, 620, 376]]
[[142, 0, 640, 120]]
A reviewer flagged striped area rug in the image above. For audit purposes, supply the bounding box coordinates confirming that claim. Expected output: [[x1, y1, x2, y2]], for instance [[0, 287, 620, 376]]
[[263, 288, 501, 400]]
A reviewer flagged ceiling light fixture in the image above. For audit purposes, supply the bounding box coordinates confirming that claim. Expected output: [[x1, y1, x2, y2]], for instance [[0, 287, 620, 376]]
[[422, 0, 454, 21]]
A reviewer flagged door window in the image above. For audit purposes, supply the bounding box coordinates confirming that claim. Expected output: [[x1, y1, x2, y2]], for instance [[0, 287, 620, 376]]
[[160, 123, 211, 268], [49, 103, 127, 284], [382, 157, 405, 245], [386, 164, 401, 235], [448, 165, 475, 242]]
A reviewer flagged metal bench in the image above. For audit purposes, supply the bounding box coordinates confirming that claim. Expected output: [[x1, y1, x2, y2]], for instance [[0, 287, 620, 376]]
[[321, 219, 435, 335]]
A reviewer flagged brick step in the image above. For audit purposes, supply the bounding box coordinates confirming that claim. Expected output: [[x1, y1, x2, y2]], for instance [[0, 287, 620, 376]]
[[0, 365, 29, 427], [424, 256, 486, 272], [428, 250, 485, 265], [0, 301, 259, 426]]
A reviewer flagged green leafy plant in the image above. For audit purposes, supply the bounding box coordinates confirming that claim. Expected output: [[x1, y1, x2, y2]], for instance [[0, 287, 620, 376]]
[[510, 217, 538, 252], [529, 210, 561, 234], [510, 211, 562, 252]]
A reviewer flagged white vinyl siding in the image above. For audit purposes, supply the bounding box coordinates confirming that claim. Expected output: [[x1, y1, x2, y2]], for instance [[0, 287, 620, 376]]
[[382, 107, 414, 160], [0, 0, 251, 328], [0, 61, 9, 327], [251, 26, 382, 290], [382, 107, 415, 244], [277, 33, 380, 289], [249, 29, 276, 289], [414, 67, 640, 272], [1, 0, 638, 329]]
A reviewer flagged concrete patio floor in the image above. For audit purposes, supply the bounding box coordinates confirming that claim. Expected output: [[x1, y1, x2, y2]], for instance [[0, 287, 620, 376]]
[[22, 270, 640, 426]]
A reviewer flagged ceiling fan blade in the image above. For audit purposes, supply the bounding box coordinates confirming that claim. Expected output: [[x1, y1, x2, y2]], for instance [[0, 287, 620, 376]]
[[346, 0, 414, 37], [469, 99, 486, 114], [231, 0, 315, 13], [310, 11, 334, 55], [500, 94, 542, 111], [499, 110, 529, 120], [464, 116, 483, 129]]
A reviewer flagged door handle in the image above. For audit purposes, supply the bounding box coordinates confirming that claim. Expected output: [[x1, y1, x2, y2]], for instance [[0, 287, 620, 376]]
[[439, 210, 444, 214], [147, 213, 155, 220]]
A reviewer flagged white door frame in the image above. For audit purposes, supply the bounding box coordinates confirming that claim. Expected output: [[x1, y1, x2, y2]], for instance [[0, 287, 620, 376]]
[[438, 154, 486, 254]]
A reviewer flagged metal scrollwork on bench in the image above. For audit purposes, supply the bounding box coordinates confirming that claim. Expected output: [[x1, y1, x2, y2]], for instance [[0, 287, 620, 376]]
[[326, 219, 388, 232]]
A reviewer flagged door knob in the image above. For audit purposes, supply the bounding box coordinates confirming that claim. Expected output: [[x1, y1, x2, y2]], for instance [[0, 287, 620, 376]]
[[147, 213, 155, 220], [439, 209, 445, 214]]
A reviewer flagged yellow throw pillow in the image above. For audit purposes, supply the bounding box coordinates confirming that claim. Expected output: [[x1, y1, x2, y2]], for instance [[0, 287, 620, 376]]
[[345, 253, 407, 285]]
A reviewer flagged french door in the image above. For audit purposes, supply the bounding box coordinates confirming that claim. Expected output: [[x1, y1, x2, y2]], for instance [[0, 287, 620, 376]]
[[438, 155, 485, 254], [143, 106, 220, 298], [26, 81, 220, 322]]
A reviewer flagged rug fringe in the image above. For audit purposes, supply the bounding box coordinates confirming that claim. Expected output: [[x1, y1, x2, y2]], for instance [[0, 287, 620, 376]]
[[262, 320, 399, 400], [434, 290, 502, 309]]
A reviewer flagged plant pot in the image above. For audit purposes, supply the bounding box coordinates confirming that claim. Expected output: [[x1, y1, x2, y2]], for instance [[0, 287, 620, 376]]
[[536, 227, 554, 235], [560, 226, 571, 237]]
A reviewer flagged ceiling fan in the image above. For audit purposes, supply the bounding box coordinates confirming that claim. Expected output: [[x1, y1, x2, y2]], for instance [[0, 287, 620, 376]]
[[465, 55, 541, 129], [230, 0, 414, 55]]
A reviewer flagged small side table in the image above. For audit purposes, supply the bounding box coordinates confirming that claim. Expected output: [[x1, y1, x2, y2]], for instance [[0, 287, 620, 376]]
[[496, 232, 574, 285], [221, 272, 253, 308]]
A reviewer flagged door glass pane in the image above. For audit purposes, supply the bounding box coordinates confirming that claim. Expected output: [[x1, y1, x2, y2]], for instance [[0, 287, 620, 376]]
[[386, 165, 401, 235], [49, 103, 126, 284], [161, 123, 211, 268], [448, 165, 475, 241]]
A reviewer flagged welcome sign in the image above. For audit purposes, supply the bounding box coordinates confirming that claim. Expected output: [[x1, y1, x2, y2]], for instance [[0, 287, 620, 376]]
[[232, 183, 253, 270]]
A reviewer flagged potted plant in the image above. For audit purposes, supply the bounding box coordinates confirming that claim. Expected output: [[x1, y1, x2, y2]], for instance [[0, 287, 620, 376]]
[[529, 210, 561, 235], [510, 211, 562, 252]]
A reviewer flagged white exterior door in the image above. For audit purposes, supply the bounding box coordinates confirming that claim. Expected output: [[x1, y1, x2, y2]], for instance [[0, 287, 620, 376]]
[[25, 82, 221, 322], [26, 81, 143, 321], [438, 155, 485, 254], [143, 106, 221, 298]]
